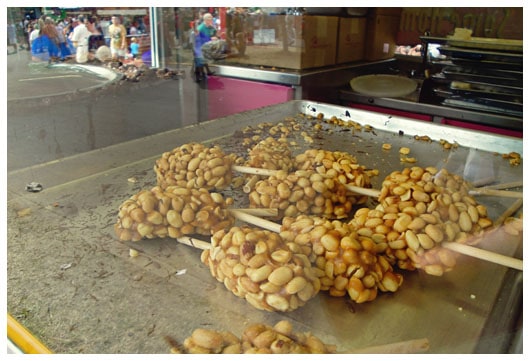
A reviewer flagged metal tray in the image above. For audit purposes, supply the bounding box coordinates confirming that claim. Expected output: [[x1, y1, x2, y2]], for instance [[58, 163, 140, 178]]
[[443, 78, 523, 97], [442, 66, 522, 87], [448, 57, 523, 72], [438, 46, 523, 64], [445, 86, 523, 103], [446, 37, 523, 53], [7, 100, 523, 354], [443, 97, 523, 117]]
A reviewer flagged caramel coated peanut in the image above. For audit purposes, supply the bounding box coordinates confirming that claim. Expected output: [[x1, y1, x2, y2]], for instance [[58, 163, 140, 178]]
[[191, 328, 224, 351]]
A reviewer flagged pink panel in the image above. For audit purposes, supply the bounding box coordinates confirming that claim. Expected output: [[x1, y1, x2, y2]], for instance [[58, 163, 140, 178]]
[[441, 118, 523, 138], [348, 103, 432, 122], [207, 76, 294, 120]]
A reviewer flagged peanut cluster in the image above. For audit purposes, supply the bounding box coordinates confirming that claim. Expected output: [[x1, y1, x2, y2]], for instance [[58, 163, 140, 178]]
[[200, 226, 321, 312], [249, 170, 358, 219], [153, 143, 235, 190], [115, 135, 508, 316], [294, 149, 377, 191], [280, 215, 403, 303], [247, 136, 293, 171], [114, 186, 234, 241], [350, 167, 494, 276], [247, 148, 379, 219], [171, 320, 336, 354]]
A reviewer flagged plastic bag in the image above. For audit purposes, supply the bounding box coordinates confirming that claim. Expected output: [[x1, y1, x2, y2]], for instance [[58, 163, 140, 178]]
[[202, 39, 228, 61]]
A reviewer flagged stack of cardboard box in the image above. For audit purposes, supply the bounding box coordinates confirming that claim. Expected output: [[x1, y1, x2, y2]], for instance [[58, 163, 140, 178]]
[[223, 8, 403, 70], [224, 15, 339, 70], [364, 8, 402, 61]]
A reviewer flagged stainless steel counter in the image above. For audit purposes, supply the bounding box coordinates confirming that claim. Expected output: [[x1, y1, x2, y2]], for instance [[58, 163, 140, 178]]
[[212, 59, 396, 101], [211, 59, 523, 133], [7, 100, 523, 353], [339, 89, 523, 132]]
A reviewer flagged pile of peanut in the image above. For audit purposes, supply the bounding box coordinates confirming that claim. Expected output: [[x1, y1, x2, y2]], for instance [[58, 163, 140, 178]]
[[242, 137, 295, 193], [249, 170, 360, 219], [115, 124, 516, 314], [294, 148, 378, 190], [170, 320, 336, 354], [350, 167, 493, 276], [246, 136, 294, 171], [246, 148, 379, 219], [153, 143, 236, 191], [280, 215, 403, 302], [201, 226, 321, 312], [114, 186, 234, 241]]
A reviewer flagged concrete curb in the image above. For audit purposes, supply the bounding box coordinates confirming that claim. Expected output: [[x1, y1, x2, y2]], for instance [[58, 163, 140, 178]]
[[8, 63, 121, 102]]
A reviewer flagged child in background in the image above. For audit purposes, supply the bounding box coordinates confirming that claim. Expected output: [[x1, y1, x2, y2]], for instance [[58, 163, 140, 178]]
[[130, 37, 139, 59]]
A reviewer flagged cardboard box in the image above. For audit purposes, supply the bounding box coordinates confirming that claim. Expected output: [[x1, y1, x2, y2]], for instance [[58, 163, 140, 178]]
[[336, 17, 366, 64], [224, 15, 338, 70], [364, 14, 400, 61], [371, 7, 402, 17]]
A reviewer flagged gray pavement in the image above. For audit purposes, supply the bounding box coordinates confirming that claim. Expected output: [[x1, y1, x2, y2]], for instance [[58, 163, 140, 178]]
[[6, 49, 206, 173], [6, 50, 119, 101]]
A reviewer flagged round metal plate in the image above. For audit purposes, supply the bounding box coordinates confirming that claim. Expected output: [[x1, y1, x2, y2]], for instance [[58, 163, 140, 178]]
[[350, 74, 418, 98]]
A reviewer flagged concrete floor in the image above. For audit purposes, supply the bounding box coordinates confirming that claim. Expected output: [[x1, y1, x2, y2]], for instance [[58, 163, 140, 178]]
[[6, 49, 204, 172]]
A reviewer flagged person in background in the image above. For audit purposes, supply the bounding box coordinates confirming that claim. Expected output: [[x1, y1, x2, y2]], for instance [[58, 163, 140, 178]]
[[63, 17, 78, 39], [29, 23, 40, 48], [55, 18, 72, 60], [137, 17, 146, 33], [193, 12, 217, 80], [30, 17, 60, 62], [130, 37, 139, 59], [188, 20, 196, 50], [108, 16, 127, 61], [71, 15, 91, 63], [87, 16, 105, 53], [7, 21, 18, 54], [21, 15, 31, 50], [40, 18, 61, 59], [129, 21, 138, 35], [99, 17, 110, 39], [86, 16, 103, 35], [22, 15, 31, 49]]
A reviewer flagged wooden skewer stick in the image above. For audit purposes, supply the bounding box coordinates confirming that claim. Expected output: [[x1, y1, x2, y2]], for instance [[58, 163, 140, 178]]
[[348, 337, 430, 354], [343, 184, 381, 198], [493, 198, 523, 228], [232, 165, 278, 177], [230, 210, 523, 272], [233, 165, 521, 199], [345, 183, 523, 200], [234, 208, 278, 217], [474, 180, 523, 190], [345, 184, 523, 199], [233, 165, 381, 198], [468, 188, 522, 199], [346, 183, 523, 200], [176, 236, 211, 250], [230, 209, 281, 233], [243, 175, 260, 193], [441, 242, 522, 271], [172, 209, 278, 251]]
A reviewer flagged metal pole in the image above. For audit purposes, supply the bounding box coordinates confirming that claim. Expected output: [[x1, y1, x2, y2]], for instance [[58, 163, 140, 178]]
[[149, 7, 159, 68]]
